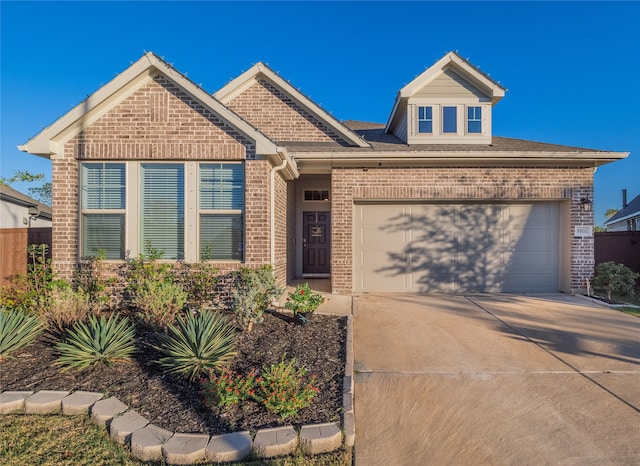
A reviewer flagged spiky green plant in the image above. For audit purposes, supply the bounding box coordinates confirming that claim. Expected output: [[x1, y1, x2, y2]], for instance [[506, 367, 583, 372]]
[[155, 310, 237, 381], [55, 313, 136, 371], [0, 307, 45, 361]]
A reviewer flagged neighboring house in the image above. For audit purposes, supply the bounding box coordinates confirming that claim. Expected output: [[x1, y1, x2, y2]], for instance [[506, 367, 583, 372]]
[[18, 52, 628, 294], [1, 185, 52, 228], [604, 189, 640, 231], [0, 185, 52, 286]]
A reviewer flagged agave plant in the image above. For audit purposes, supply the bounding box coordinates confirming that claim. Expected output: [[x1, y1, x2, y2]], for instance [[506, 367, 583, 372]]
[[0, 307, 45, 361], [55, 313, 136, 371], [156, 310, 237, 382]]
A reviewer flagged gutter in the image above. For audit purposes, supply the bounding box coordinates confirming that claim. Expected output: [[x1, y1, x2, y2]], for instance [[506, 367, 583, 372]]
[[270, 158, 288, 267]]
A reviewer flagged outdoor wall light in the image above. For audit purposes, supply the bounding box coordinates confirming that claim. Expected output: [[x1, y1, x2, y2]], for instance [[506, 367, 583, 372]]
[[580, 197, 593, 212]]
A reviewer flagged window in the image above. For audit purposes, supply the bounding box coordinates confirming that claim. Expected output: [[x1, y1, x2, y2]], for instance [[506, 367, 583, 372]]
[[468, 106, 482, 133], [418, 106, 433, 133], [442, 106, 457, 133], [80, 163, 126, 259], [304, 190, 330, 201], [141, 164, 185, 260], [80, 161, 245, 262], [199, 163, 244, 260]]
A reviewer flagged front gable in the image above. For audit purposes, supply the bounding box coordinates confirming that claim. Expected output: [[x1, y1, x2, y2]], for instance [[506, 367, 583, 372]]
[[215, 63, 370, 148], [73, 74, 251, 161], [19, 52, 297, 179]]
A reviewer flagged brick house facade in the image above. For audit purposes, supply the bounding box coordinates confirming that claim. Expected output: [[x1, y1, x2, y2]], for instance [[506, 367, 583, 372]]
[[20, 52, 627, 294]]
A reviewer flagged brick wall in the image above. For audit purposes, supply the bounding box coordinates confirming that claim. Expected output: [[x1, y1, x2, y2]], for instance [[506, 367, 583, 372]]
[[52, 75, 277, 280], [228, 79, 345, 144], [331, 166, 594, 294]]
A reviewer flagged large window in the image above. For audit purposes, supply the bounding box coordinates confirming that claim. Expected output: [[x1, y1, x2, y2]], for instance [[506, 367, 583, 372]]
[[199, 163, 244, 260], [418, 106, 433, 133], [80, 161, 245, 262], [467, 106, 482, 133], [80, 163, 126, 259], [442, 106, 457, 133]]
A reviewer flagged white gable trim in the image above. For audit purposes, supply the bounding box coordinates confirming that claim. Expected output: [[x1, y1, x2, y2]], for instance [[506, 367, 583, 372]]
[[18, 52, 290, 166], [385, 52, 506, 133], [215, 62, 371, 148], [399, 52, 506, 101]]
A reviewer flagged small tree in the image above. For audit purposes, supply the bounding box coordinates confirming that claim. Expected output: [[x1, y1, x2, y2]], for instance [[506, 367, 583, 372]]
[[591, 262, 639, 301]]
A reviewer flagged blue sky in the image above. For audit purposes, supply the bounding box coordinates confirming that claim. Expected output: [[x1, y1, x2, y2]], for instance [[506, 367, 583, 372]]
[[1, 1, 639, 225]]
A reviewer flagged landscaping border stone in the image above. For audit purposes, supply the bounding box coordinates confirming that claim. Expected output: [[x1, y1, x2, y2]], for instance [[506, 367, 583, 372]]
[[0, 311, 356, 464]]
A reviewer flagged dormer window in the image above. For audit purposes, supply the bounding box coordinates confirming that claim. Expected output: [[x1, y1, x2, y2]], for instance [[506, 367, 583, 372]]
[[385, 52, 506, 145], [418, 106, 433, 133], [442, 107, 457, 133], [467, 106, 482, 133]]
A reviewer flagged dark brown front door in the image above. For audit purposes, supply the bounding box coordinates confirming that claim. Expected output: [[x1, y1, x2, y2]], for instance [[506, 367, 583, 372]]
[[303, 211, 330, 275]]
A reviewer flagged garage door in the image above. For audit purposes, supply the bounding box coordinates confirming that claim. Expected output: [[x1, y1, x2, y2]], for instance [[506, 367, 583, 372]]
[[354, 203, 559, 293]]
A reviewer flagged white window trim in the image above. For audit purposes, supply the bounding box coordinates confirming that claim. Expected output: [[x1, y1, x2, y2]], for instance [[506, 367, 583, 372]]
[[81, 161, 245, 263]]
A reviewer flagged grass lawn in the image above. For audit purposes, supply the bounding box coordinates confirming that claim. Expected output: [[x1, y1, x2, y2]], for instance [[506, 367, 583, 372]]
[[0, 415, 352, 466]]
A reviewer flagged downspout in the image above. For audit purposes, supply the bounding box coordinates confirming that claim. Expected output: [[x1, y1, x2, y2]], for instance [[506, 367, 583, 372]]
[[270, 158, 288, 267]]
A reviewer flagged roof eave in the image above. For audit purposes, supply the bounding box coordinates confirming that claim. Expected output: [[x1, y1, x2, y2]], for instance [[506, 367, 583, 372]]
[[18, 52, 280, 159]]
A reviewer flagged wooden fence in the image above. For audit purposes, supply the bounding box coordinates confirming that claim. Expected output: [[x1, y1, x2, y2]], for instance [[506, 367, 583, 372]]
[[0, 227, 52, 287], [594, 231, 640, 284]]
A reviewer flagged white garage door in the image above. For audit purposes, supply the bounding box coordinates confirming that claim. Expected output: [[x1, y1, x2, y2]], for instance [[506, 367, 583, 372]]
[[354, 203, 559, 293]]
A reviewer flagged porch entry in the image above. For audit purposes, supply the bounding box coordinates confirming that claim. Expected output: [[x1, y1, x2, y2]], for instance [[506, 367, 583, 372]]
[[303, 211, 330, 277]]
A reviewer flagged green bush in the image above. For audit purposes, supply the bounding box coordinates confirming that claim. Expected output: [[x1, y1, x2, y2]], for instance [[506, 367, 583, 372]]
[[181, 261, 219, 309], [202, 367, 258, 407], [133, 280, 188, 329], [255, 357, 319, 419], [155, 310, 237, 382], [232, 266, 282, 331], [592, 262, 640, 301], [55, 313, 136, 371], [0, 307, 45, 361]]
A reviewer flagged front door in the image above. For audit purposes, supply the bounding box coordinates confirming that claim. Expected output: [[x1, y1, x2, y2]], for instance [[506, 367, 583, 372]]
[[303, 211, 330, 276]]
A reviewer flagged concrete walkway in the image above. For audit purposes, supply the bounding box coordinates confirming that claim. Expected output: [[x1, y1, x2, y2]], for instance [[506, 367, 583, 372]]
[[353, 294, 640, 465]]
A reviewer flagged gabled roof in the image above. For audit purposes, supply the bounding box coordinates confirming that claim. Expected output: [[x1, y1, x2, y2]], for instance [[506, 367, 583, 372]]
[[214, 62, 371, 148], [0, 185, 52, 219], [605, 192, 640, 225], [385, 51, 507, 133], [18, 52, 298, 179]]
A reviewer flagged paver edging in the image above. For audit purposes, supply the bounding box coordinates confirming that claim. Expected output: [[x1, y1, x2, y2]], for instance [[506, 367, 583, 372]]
[[0, 299, 355, 462]]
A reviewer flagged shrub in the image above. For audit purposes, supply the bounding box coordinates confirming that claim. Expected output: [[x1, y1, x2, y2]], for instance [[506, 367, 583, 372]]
[[181, 262, 219, 309], [284, 283, 325, 322], [55, 313, 136, 371], [202, 367, 258, 407], [133, 280, 188, 329], [75, 250, 115, 311], [44, 286, 91, 334], [255, 357, 319, 419], [3, 244, 67, 313], [592, 262, 640, 301], [124, 247, 176, 301], [155, 310, 237, 382], [0, 307, 45, 361], [232, 266, 282, 332]]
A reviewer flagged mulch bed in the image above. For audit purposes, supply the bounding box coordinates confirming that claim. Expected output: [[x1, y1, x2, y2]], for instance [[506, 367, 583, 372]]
[[0, 310, 347, 435]]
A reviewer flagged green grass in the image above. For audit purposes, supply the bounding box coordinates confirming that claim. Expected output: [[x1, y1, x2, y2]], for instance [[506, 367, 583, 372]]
[[0, 415, 352, 466], [616, 307, 640, 318]]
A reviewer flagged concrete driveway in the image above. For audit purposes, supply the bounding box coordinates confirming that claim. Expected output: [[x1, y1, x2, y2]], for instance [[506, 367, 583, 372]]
[[353, 294, 640, 465]]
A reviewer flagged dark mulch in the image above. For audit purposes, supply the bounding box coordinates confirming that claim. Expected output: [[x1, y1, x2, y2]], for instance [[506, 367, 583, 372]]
[[0, 310, 347, 435]]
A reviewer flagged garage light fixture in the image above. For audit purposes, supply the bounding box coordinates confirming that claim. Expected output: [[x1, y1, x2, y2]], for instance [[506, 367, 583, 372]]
[[580, 197, 593, 212]]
